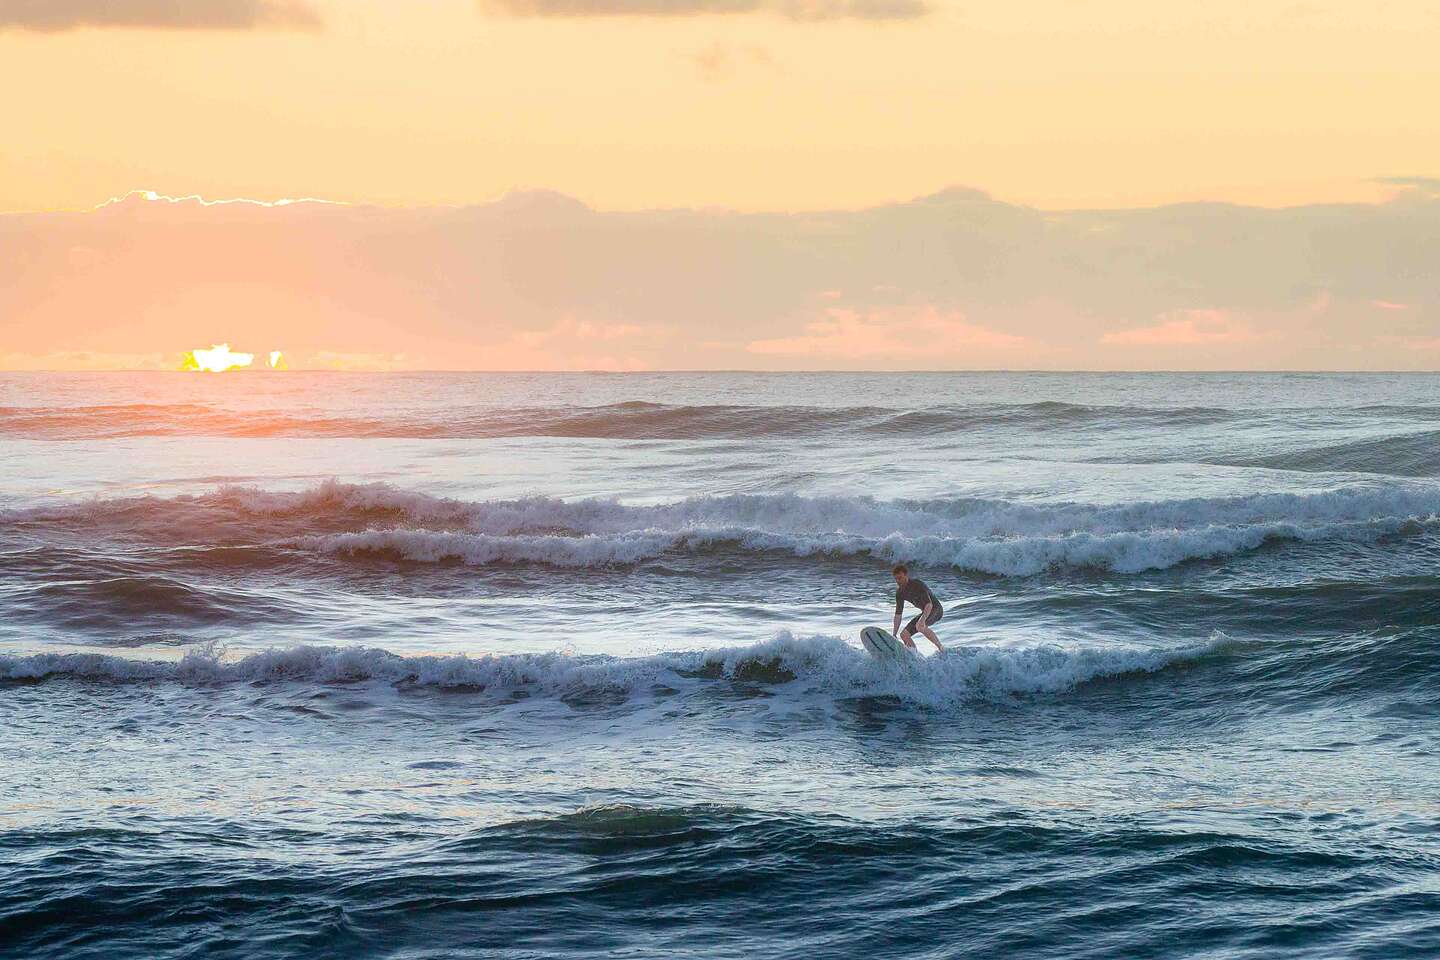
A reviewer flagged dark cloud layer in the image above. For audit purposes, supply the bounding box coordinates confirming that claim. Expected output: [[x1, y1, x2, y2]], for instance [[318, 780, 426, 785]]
[[0, 0, 321, 31], [481, 0, 928, 21]]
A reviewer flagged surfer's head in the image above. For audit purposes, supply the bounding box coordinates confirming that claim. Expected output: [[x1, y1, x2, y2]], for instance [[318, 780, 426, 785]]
[[891, 563, 909, 587]]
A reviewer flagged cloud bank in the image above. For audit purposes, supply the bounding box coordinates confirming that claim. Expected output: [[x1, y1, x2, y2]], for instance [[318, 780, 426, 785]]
[[480, 0, 928, 21], [0, 0, 321, 31], [1, 184, 1436, 370]]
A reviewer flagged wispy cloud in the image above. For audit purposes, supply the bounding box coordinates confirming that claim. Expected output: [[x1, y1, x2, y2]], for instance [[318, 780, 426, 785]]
[[480, 0, 928, 21], [0, 0, 321, 32]]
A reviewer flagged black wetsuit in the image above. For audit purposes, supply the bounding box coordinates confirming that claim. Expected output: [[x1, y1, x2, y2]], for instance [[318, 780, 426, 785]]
[[895, 578, 943, 635]]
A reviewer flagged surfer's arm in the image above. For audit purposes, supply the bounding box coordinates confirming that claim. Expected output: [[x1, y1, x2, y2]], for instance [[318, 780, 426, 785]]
[[892, 594, 903, 634], [920, 601, 933, 627]]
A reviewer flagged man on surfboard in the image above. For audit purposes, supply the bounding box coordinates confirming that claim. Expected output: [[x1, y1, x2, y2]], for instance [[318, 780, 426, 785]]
[[892, 564, 944, 652]]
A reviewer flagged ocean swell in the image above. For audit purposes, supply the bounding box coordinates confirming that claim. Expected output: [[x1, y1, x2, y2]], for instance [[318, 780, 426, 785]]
[[0, 400, 1240, 441]]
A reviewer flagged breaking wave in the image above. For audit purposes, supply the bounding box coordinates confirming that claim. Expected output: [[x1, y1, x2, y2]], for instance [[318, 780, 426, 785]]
[[9, 479, 1440, 576], [0, 632, 1229, 706]]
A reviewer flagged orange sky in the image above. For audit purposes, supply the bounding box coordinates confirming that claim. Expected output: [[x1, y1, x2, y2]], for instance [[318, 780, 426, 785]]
[[1, 0, 1437, 213], [1, 0, 1436, 370]]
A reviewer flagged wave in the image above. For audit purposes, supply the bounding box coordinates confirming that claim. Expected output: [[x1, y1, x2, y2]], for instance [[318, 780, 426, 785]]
[[12, 479, 1440, 576], [1234, 430, 1440, 477], [4, 574, 295, 629], [1090, 429, 1440, 478], [0, 632, 1227, 705], [302, 514, 1432, 575], [5, 797, 1404, 960], [0, 400, 1240, 441]]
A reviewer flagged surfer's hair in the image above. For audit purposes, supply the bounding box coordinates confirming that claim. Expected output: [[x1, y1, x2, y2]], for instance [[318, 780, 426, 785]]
[[891, 564, 909, 575]]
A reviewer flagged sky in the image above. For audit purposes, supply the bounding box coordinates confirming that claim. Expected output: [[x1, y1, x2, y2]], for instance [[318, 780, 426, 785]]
[[0, 0, 1437, 370]]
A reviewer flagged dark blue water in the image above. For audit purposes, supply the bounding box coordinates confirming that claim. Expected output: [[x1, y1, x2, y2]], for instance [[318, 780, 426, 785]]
[[3, 372, 1440, 958]]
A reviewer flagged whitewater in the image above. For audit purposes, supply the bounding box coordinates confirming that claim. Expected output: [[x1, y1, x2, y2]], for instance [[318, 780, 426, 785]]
[[4, 371, 1440, 959]]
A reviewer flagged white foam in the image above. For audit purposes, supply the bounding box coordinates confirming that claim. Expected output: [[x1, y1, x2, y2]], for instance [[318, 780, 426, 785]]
[[12, 479, 1440, 575], [0, 631, 1233, 706], [299, 514, 1431, 575], [303, 528, 682, 567]]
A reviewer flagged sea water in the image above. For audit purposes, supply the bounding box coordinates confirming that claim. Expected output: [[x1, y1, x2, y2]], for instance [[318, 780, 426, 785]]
[[3, 371, 1440, 958]]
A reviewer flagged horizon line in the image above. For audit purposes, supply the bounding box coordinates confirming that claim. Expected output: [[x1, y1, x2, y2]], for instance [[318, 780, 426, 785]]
[[5, 368, 1438, 376], [2, 177, 1434, 218]]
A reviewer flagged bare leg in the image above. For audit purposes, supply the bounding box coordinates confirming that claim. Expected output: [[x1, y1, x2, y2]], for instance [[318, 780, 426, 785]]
[[899, 630, 918, 649], [919, 625, 943, 652]]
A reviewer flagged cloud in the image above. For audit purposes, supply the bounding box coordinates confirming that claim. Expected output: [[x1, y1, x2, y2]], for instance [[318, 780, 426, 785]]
[[1375, 336, 1440, 352], [748, 306, 1029, 364], [0, 0, 321, 32], [480, 0, 928, 21], [495, 317, 655, 371], [0, 351, 172, 371], [301, 351, 411, 372], [1, 185, 1437, 371], [1101, 309, 1263, 347], [689, 43, 781, 81], [1375, 177, 1440, 199]]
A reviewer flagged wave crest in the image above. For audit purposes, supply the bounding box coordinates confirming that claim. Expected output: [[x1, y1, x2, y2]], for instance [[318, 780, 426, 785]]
[[0, 400, 1240, 441], [0, 633, 1227, 706], [11, 479, 1440, 576]]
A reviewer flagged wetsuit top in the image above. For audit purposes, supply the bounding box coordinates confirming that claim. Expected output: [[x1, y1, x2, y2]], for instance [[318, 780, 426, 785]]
[[895, 578, 942, 619]]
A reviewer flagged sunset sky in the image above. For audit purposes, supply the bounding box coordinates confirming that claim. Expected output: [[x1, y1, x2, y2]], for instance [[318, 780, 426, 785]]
[[1, 0, 1437, 369]]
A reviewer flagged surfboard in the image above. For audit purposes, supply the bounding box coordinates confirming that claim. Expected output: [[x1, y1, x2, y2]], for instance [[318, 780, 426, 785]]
[[860, 626, 914, 660]]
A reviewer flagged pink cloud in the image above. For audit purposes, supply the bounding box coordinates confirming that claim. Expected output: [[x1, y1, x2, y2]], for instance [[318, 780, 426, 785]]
[[747, 306, 1028, 360], [4, 188, 1436, 372], [1100, 309, 1262, 347], [301, 351, 411, 371], [0, 350, 172, 371], [1374, 335, 1440, 351], [492, 317, 655, 371]]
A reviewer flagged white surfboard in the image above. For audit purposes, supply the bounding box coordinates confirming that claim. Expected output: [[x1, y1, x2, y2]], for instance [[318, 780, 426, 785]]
[[860, 626, 914, 660]]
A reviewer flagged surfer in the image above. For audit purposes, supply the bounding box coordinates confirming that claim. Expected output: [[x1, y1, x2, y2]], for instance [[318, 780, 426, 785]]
[[892, 564, 944, 651]]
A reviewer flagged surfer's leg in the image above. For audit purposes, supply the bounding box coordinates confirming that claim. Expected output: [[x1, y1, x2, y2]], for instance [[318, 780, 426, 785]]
[[919, 609, 943, 651], [901, 615, 920, 648]]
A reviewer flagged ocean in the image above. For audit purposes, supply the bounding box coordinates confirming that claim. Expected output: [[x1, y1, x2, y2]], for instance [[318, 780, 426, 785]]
[[3, 371, 1439, 959]]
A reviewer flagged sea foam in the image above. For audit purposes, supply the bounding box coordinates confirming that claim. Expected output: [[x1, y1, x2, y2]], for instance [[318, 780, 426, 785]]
[[0, 632, 1232, 706], [9, 479, 1440, 576]]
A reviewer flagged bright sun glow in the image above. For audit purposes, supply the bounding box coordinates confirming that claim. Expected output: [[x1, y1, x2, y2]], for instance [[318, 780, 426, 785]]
[[181, 344, 256, 373]]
